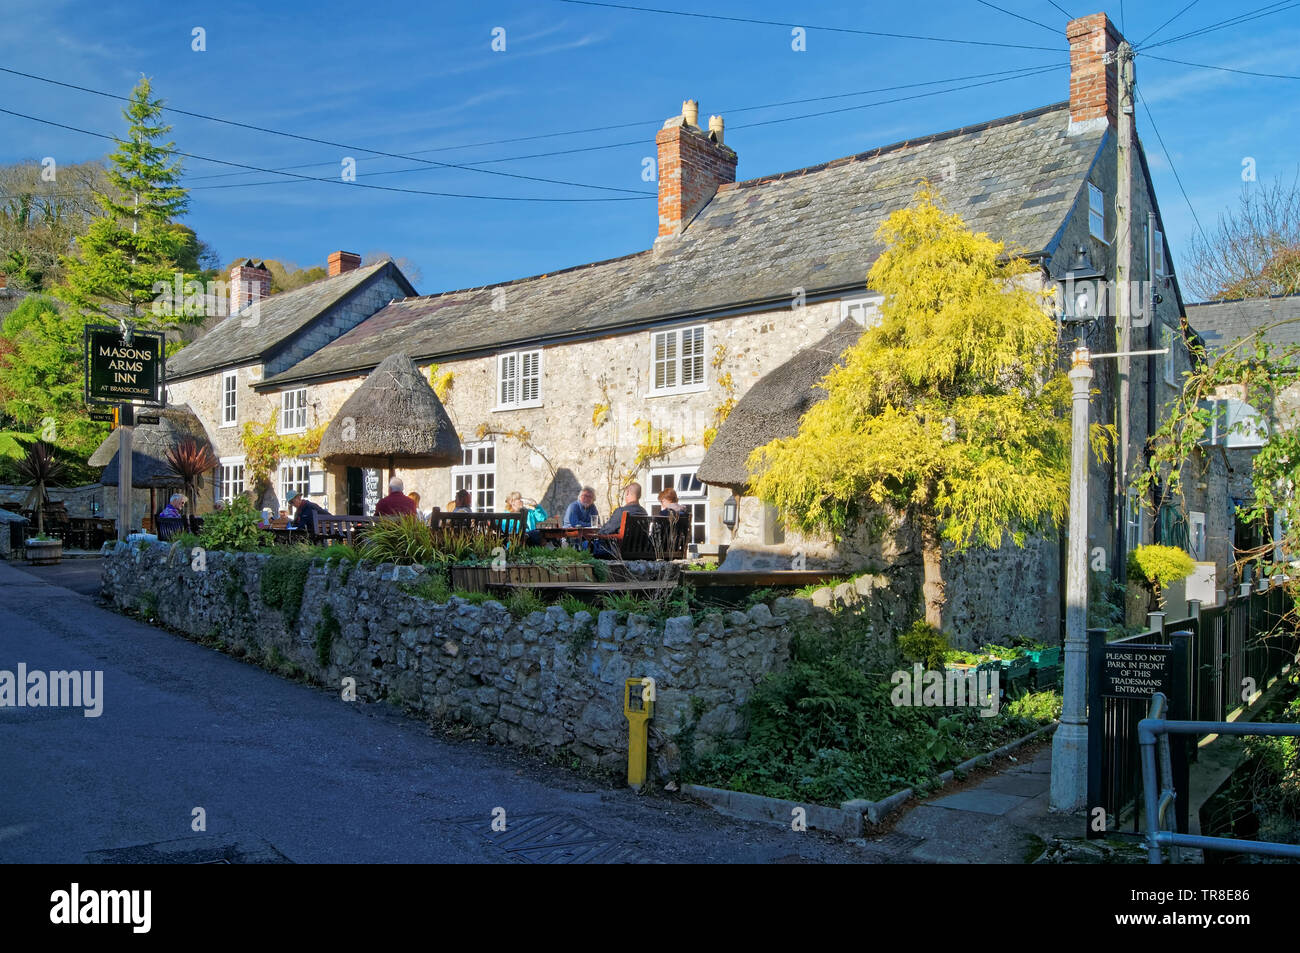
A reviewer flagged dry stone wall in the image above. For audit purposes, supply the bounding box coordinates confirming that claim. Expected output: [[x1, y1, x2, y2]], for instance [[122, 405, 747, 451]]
[[101, 545, 860, 776]]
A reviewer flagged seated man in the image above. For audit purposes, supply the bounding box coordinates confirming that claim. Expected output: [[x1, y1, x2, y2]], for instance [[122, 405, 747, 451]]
[[288, 492, 329, 534], [375, 476, 418, 518], [563, 486, 600, 528], [157, 493, 186, 521], [594, 482, 647, 557]]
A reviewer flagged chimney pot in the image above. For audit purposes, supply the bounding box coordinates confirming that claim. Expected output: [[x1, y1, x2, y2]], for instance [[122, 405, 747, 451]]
[[654, 102, 737, 239], [1067, 13, 1124, 128], [328, 250, 362, 276], [229, 260, 271, 314]]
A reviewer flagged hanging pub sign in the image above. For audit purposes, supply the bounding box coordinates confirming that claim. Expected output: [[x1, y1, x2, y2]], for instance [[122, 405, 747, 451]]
[[84, 324, 166, 407]]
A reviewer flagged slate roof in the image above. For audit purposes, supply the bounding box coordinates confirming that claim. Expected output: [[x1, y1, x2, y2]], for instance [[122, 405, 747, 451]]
[[167, 262, 409, 380], [263, 101, 1105, 388], [1186, 294, 1300, 356], [697, 319, 865, 490]]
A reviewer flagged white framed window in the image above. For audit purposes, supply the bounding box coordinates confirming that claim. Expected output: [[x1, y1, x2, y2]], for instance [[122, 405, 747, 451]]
[[221, 370, 238, 427], [650, 325, 706, 395], [649, 466, 709, 545], [216, 456, 245, 504], [1189, 511, 1206, 561], [496, 350, 542, 409], [1088, 183, 1106, 241], [1152, 225, 1166, 278], [278, 457, 310, 509], [840, 294, 883, 328], [452, 441, 496, 511], [1162, 325, 1177, 387], [1126, 487, 1144, 553], [279, 388, 307, 434]]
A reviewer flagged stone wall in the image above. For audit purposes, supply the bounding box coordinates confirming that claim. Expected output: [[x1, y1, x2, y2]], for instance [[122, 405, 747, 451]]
[[101, 545, 864, 775], [0, 482, 151, 519]]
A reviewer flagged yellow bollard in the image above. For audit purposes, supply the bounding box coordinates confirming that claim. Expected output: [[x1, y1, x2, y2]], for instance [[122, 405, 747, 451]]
[[624, 677, 654, 789]]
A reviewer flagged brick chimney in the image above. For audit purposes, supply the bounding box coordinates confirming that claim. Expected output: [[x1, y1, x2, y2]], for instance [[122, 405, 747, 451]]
[[327, 250, 362, 276], [1067, 13, 1123, 128], [655, 100, 737, 239], [229, 259, 271, 314]]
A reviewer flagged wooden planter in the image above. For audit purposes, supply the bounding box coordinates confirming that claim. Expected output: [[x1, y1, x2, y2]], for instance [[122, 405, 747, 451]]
[[450, 563, 596, 593], [25, 538, 63, 565]]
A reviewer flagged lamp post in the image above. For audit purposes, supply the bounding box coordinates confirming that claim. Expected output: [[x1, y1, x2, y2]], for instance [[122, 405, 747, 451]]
[[1049, 247, 1170, 811]]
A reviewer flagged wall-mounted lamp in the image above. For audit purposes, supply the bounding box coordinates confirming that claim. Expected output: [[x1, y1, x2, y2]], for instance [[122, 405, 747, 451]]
[[722, 493, 738, 530], [1058, 245, 1106, 340]]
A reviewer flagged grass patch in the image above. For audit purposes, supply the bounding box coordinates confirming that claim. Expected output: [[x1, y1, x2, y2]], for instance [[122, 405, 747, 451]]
[[506, 588, 546, 620], [260, 553, 312, 624]]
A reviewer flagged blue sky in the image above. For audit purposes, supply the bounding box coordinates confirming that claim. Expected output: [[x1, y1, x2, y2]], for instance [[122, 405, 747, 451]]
[[1, 0, 1297, 299]]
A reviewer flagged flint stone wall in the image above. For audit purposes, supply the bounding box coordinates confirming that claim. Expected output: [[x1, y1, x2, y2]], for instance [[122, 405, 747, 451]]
[[100, 544, 859, 776]]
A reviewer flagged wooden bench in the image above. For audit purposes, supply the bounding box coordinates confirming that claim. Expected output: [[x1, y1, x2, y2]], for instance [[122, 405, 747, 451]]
[[429, 510, 524, 541], [314, 515, 374, 544], [594, 512, 688, 561]]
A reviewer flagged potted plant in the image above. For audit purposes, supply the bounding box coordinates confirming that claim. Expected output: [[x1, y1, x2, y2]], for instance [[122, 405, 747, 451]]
[[17, 441, 65, 564]]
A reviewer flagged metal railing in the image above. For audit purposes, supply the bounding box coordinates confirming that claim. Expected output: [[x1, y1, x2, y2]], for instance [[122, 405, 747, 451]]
[[1088, 581, 1299, 836], [1139, 692, 1300, 864]]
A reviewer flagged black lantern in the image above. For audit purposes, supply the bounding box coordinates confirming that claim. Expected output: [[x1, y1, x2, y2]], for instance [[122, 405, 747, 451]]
[[1059, 245, 1106, 334], [722, 493, 738, 530]]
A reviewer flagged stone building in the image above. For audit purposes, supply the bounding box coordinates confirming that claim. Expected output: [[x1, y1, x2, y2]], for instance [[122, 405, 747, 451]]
[[159, 12, 1216, 641]]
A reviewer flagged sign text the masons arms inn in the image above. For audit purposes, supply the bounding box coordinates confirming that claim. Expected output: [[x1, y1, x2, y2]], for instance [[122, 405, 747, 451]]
[[85, 326, 165, 406]]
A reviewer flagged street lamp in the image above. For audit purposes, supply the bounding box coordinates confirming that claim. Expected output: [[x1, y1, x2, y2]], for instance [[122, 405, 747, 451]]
[[721, 493, 738, 530], [1060, 245, 1105, 331]]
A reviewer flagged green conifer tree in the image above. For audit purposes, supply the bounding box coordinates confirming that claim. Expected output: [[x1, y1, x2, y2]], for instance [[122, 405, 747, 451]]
[[750, 185, 1083, 624], [59, 76, 196, 329]]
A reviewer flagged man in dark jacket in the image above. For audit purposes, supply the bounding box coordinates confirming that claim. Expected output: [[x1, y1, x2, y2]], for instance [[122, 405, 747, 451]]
[[288, 493, 329, 534], [594, 483, 647, 556]]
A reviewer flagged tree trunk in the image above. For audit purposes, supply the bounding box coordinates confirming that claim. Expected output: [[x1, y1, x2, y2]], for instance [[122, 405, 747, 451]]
[[920, 518, 945, 629]]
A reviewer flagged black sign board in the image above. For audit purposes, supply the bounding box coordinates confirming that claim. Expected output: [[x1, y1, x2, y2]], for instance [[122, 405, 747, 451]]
[[84, 325, 166, 406], [89, 411, 115, 423], [1099, 646, 1172, 698], [136, 414, 160, 425]]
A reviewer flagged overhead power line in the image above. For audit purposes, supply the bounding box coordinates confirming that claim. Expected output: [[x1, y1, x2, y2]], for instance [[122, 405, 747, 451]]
[[972, 1, 1059, 35], [1135, 89, 1206, 243], [184, 63, 1062, 188], [1140, 1, 1300, 51], [1044, 1, 1074, 19], [0, 106, 654, 202], [549, 0, 1066, 50], [1135, 0, 1201, 48], [1141, 53, 1300, 81], [0, 65, 647, 196]]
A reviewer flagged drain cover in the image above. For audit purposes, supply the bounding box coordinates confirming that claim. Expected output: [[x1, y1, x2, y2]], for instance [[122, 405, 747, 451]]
[[455, 812, 660, 864], [85, 835, 292, 864]]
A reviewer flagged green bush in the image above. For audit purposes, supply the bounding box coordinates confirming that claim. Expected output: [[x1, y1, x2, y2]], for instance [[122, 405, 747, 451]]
[[260, 553, 312, 623], [361, 515, 436, 565], [314, 603, 340, 668], [506, 589, 545, 619], [1004, 689, 1062, 721], [557, 594, 588, 616], [200, 497, 272, 552], [898, 620, 949, 671], [403, 573, 451, 604], [1127, 544, 1195, 593]]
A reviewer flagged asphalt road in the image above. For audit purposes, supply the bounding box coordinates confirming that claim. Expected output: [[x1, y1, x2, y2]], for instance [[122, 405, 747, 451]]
[[0, 558, 869, 864]]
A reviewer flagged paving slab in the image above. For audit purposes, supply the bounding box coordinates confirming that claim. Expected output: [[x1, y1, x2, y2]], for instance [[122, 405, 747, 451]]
[[925, 790, 1029, 816]]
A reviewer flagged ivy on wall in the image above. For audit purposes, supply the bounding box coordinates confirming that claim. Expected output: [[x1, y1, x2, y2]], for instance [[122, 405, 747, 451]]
[[240, 408, 326, 489]]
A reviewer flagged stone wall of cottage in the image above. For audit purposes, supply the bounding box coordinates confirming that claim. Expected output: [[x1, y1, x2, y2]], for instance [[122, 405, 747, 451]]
[[99, 545, 907, 774], [186, 298, 855, 527]]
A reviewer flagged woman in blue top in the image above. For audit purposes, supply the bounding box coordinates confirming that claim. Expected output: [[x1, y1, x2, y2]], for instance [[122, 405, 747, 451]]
[[505, 491, 547, 546]]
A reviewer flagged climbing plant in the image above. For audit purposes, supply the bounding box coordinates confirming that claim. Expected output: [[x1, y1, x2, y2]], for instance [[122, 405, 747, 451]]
[[240, 408, 326, 491]]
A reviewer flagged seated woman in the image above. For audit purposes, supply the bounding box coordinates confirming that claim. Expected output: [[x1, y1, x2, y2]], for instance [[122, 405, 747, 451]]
[[656, 487, 688, 515], [452, 489, 473, 513], [504, 491, 547, 546]]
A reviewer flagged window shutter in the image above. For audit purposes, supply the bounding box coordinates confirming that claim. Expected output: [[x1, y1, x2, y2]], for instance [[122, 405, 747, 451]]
[[500, 354, 517, 405], [522, 351, 540, 402]]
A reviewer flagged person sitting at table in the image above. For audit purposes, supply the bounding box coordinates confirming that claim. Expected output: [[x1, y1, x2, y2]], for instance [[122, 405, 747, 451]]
[[452, 489, 473, 513], [157, 493, 186, 521], [563, 486, 600, 528], [407, 491, 425, 520], [505, 491, 547, 545], [594, 483, 647, 556], [288, 492, 329, 534], [656, 487, 688, 516], [375, 476, 418, 518]]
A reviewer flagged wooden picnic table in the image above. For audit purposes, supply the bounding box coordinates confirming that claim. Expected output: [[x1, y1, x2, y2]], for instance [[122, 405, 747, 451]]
[[485, 578, 678, 594], [537, 526, 601, 545]]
